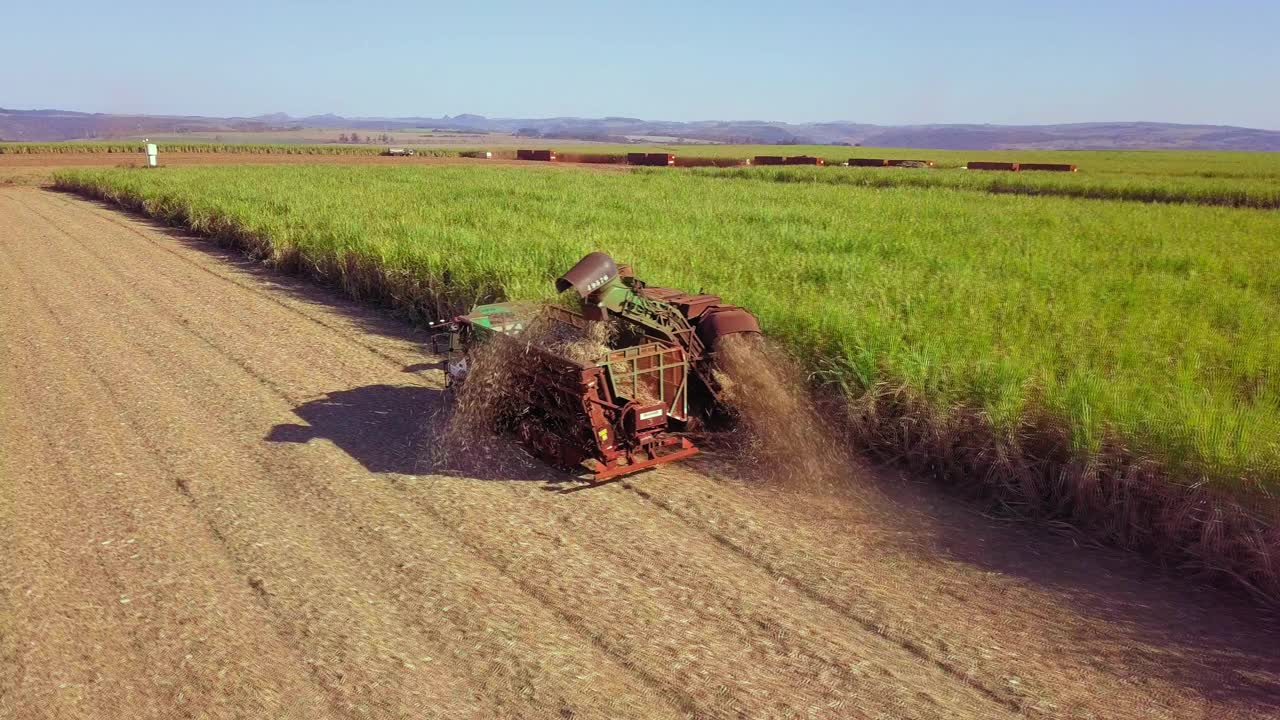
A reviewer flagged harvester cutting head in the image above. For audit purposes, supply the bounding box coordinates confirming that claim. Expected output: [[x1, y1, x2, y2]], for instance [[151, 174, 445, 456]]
[[439, 252, 760, 482]]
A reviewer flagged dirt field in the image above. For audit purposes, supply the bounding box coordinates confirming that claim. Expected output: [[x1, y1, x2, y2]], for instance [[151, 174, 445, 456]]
[[1, 186, 1279, 719], [0, 153, 622, 187]]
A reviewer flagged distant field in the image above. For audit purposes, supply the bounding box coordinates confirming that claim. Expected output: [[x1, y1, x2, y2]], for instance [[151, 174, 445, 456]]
[[0, 142, 443, 155], [693, 166, 1280, 209], [436, 142, 1280, 178], [11, 139, 1280, 177], [54, 164, 1280, 492]]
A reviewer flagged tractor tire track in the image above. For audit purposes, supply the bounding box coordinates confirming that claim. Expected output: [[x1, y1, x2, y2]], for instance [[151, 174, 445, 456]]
[[8, 199, 1012, 717], [8, 193, 702, 715], [620, 479, 1029, 714], [0, 190, 685, 720], [38, 190, 424, 371], [20, 188, 983, 717]]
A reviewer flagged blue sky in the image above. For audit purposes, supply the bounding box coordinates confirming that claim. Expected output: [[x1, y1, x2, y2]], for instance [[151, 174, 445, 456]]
[[2, 0, 1277, 128]]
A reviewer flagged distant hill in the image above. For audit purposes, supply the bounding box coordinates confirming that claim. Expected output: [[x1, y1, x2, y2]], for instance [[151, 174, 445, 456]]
[[2, 107, 1278, 151], [0, 108, 301, 141], [850, 122, 1280, 151]]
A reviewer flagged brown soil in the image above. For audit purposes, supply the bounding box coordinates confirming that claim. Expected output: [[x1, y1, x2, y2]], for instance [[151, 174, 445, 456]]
[[2, 186, 1279, 719], [0, 152, 628, 186]]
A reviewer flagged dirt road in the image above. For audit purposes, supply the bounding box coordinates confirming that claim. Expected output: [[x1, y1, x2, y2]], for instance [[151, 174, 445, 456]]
[[2, 186, 1278, 719]]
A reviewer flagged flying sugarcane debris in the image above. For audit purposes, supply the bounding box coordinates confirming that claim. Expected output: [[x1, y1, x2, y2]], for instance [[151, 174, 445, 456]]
[[434, 252, 762, 482]]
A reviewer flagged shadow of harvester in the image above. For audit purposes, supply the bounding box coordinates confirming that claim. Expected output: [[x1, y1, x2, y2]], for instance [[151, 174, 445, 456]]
[[266, 384, 440, 474], [265, 382, 566, 483]]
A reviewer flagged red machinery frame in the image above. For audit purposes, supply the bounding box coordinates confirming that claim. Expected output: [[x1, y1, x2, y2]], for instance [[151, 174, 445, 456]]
[[454, 306, 699, 481]]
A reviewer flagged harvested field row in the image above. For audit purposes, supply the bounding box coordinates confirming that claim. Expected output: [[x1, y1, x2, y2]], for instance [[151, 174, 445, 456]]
[[50, 164, 1280, 603]]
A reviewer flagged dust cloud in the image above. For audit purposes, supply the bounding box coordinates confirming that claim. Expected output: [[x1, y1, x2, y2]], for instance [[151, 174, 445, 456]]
[[712, 333, 856, 491]]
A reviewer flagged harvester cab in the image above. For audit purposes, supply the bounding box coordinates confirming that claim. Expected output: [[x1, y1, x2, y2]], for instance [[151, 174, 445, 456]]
[[438, 252, 760, 482]]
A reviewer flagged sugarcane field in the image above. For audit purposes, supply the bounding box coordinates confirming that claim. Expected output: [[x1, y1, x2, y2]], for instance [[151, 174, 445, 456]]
[[3, 5, 1280, 719]]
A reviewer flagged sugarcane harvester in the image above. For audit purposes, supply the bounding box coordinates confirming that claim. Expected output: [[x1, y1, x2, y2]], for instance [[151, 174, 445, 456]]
[[438, 252, 761, 481]]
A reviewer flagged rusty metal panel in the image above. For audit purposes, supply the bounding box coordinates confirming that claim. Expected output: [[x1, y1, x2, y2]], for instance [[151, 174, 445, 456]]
[[695, 307, 761, 348], [625, 153, 675, 167], [518, 149, 557, 161], [783, 156, 825, 166], [849, 158, 888, 167], [557, 252, 619, 297], [967, 161, 1020, 171], [753, 155, 786, 166], [1019, 163, 1078, 172], [562, 153, 623, 164], [674, 156, 748, 167]]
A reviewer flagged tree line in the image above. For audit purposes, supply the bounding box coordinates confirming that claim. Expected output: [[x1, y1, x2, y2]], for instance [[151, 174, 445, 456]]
[[337, 132, 395, 144]]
